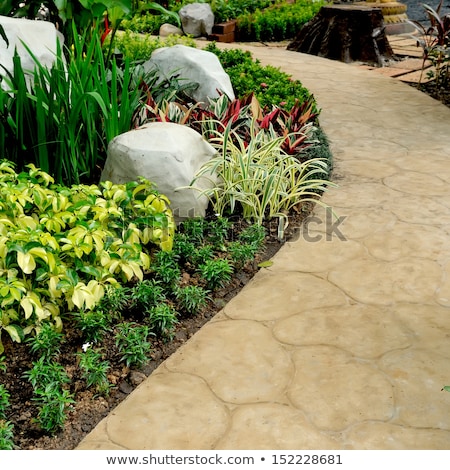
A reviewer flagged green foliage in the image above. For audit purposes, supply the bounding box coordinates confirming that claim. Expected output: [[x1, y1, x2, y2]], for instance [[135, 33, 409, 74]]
[[24, 357, 70, 390], [210, 0, 275, 23], [24, 356, 73, 434], [131, 279, 166, 308], [236, 0, 325, 42], [198, 258, 233, 289], [111, 31, 196, 62], [0, 384, 11, 418], [151, 250, 182, 288], [0, 0, 131, 46], [0, 27, 146, 185], [121, 1, 181, 33], [0, 162, 174, 354], [204, 44, 315, 109], [33, 385, 74, 434], [191, 120, 333, 226], [115, 322, 152, 367], [77, 346, 111, 395], [0, 420, 14, 450], [174, 284, 209, 316], [26, 322, 63, 360], [227, 225, 266, 268], [237, 223, 266, 248], [0, 355, 6, 373], [408, 1, 450, 92], [74, 309, 111, 343], [146, 303, 178, 339]]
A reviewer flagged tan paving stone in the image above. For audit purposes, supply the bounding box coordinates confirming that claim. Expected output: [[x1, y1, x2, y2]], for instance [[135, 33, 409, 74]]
[[334, 159, 399, 180], [328, 257, 442, 305], [272, 304, 412, 358], [268, 236, 365, 273], [363, 222, 450, 262], [97, 372, 229, 449], [217, 404, 342, 450], [321, 182, 400, 209], [164, 320, 293, 404], [288, 347, 394, 431], [371, 66, 413, 77], [379, 349, 450, 430], [309, 206, 398, 240], [342, 422, 450, 449], [223, 270, 347, 321], [397, 68, 435, 83], [392, 155, 450, 179], [436, 261, 450, 307], [76, 420, 125, 450], [384, 170, 450, 196], [389, 194, 450, 226], [392, 303, 450, 357]]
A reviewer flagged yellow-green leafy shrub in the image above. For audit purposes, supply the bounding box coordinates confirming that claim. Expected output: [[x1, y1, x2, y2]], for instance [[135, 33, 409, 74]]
[[0, 161, 175, 353]]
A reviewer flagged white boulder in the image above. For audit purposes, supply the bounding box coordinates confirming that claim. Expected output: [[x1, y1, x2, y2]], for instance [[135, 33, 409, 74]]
[[0, 16, 63, 88], [143, 44, 235, 105], [159, 23, 184, 37], [179, 3, 214, 37], [101, 122, 217, 221]]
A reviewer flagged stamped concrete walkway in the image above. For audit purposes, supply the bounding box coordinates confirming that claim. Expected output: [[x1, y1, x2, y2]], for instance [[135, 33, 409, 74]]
[[77, 42, 450, 450]]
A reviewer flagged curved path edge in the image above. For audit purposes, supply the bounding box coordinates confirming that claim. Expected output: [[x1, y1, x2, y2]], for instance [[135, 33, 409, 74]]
[[77, 45, 450, 450]]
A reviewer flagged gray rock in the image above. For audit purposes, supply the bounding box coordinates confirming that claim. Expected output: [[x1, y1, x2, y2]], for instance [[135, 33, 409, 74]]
[[159, 23, 184, 37], [101, 122, 217, 222], [144, 44, 235, 105], [179, 3, 214, 37], [0, 16, 64, 90]]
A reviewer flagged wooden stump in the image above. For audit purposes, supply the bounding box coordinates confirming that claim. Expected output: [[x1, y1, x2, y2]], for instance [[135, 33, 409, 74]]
[[287, 4, 395, 66]]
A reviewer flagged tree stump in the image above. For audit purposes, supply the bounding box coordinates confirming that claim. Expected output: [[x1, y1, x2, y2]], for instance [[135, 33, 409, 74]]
[[287, 4, 395, 66]]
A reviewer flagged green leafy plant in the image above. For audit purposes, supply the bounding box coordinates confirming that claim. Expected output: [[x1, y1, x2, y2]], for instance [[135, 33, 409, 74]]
[[0, 384, 11, 419], [151, 250, 181, 288], [236, 0, 325, 42], [205, 217, 231, 250], [146, 303, 178, 339], [23, 356, 73, 434], [120, 0, 181, 33], [26, 322, 63, 360], [115, 322, 152, 367], [32, 385, 74, 434], [191, 120, 333, 228], [190, 245, 215, 266], [0, 162, 174, 354], [204, 44, 316, 109], [174, 285, 209, 316], [198, 258, 233, 290], [24, 357, 70, 390], [0, 355, 6, 373], [78, 346, 112, 395], [73, 309, 111, 344], [109, 30, 196, 63], [0, 25, 146, 186], [0, 420, 14, 450], [407, 0, 450, 92], [130, 279, 166, 309]]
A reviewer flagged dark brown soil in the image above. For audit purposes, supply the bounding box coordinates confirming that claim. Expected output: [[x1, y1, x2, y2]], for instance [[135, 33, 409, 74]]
[[1, 207, 312, 450]]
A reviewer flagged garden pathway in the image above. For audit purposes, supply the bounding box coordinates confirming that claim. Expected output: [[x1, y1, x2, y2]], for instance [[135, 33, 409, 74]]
[[77, 39, 450, 450]]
